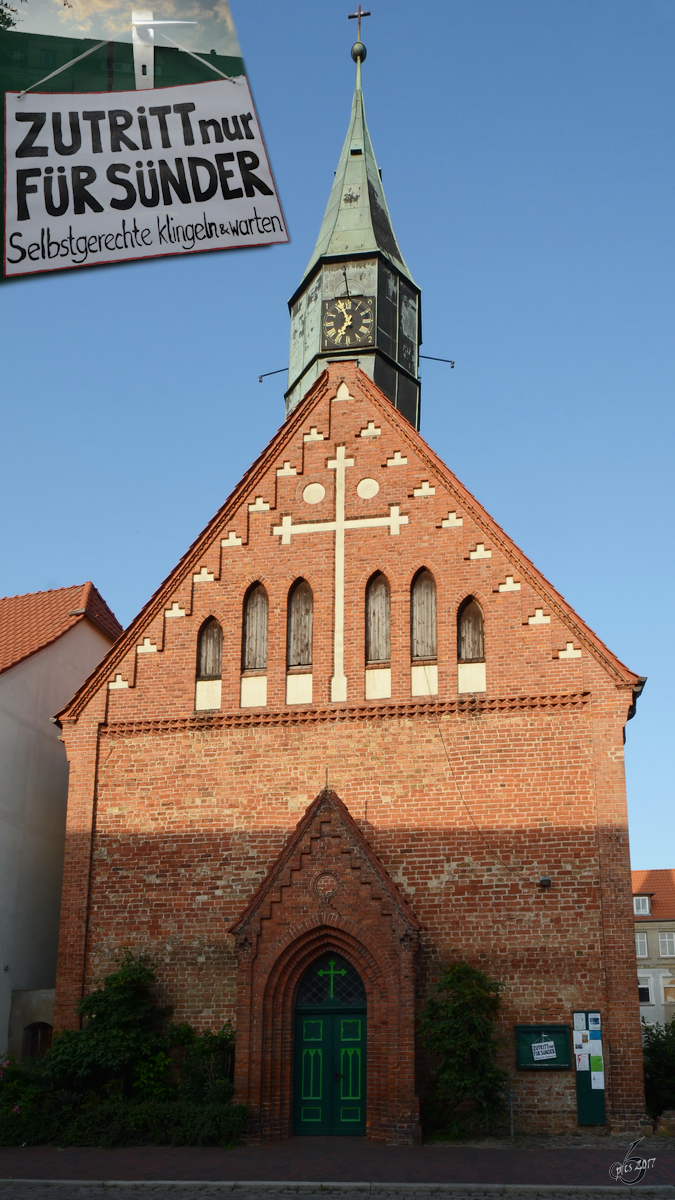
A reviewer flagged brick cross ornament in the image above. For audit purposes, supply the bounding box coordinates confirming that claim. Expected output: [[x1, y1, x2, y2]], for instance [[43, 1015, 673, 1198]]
[[273, 445, 408, 701]]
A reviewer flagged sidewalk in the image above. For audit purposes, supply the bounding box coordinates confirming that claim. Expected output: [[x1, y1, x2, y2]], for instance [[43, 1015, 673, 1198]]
[[0, 1138, 674, 1188]]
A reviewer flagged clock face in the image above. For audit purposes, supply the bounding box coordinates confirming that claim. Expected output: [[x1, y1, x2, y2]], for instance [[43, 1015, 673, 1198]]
[[321, 296, 375, 350]]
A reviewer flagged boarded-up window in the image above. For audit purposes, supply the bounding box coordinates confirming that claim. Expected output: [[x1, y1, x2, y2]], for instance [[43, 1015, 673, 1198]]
[[366, 572, 391, 663], [458, 599, 484, 662], [411, 569, 436, 660], [242, 583, 268, 671], [288, 579, 313, 667], [197, 617, 223, 679]]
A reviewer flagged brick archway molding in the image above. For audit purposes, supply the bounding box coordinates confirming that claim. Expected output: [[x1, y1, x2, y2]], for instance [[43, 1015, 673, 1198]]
[[230, 789, 421, 1144]]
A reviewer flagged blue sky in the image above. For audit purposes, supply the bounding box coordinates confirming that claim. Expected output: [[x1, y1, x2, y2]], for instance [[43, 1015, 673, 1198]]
[[1, 0, 672, 867]]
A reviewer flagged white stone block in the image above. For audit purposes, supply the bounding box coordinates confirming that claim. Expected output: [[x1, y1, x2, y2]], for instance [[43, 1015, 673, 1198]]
[[413, 480, 436, 497], [499, 576, 521, 592], [248, 496, 270, 512], [303, 427, 325, 442], [469, 543, 491, 559], [165, 602, 186, 618], [221, 531, 242, 547], [286, 673, 313, 704], [360, 421, 381, 438], [458, 662, 487, 693], [240, 674, 267, 708], [108, 674, 129, 689], [335, 382, 354, 401], [441, 511, 463, 528], [195, 679, 222, 710], [276, 462, 298, 476], [137, 638, 157, 653], [193, 567, 215, 583], [411, 663, 438, 696], [558, 642, 582, 659], [365, 667, 391, 700], [528, 608, 550, 624], [386, 451, 407, 466]]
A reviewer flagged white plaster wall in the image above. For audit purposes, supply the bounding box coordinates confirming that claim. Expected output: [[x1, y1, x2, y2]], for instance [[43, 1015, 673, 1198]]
[[0, 621, 113, 1052]]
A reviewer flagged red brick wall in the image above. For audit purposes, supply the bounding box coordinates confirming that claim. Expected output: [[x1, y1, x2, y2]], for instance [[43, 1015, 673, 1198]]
[[55, 362, 644, 1135]]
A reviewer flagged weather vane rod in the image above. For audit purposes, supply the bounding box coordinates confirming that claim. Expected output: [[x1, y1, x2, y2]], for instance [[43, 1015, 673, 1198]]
[[348, 4, 371, 44]]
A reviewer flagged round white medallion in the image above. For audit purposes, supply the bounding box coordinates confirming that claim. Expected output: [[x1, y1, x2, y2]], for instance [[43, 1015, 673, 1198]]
[[303, 482, 326, 505], [357, 477, 379, 499]]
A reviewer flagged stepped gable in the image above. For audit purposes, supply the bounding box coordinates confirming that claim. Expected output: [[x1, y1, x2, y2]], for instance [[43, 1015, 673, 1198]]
[[230, 786, 420, 940], [0, 581, 122, 677], [56, 361, 641, 724]]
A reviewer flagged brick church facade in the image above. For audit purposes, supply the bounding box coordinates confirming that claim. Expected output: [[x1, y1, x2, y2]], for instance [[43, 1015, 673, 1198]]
[[54, 46, 646, 1141]]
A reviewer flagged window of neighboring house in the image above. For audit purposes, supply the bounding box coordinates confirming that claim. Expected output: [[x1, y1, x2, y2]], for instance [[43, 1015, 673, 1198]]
[[288, 579, 313, 668], [633, 895, 651, 915], [21, 1022, 52, 1062], [663, 977, 675, 1004], [659, 931, 675, 957], [366, 572, 391, 664], [411, 568, 437, 660], [638, 977, 653, 1004], [635, 932, 648, 958], [242, 583, 268, 671]]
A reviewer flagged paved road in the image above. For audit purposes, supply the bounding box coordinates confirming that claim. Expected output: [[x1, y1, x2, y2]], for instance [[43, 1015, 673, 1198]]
[[0, 1186, 675, 1200]]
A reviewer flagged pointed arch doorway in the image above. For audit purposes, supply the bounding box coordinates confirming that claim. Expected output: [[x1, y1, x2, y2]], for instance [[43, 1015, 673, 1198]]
[[293, 951, 366, 1135]]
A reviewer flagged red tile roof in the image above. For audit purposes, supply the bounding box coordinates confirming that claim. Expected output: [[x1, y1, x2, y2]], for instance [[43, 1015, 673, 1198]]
[[632, 869, 675, 921], [0, 582, 123, 677]]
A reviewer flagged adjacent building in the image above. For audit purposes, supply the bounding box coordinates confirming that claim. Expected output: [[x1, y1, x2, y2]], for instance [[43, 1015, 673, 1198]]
[[633, 869, 675, 1027], [0, 583, 122, 1057]]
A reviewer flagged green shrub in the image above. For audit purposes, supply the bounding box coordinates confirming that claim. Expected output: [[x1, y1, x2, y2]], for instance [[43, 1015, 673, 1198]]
[[0, 954, 244, 1146], [643, 1020, 675, 1118], [418, 960, 508, 1136]]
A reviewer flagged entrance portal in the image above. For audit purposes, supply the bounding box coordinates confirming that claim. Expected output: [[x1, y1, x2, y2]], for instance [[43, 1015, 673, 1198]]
[[293, 951, 366, 1135]]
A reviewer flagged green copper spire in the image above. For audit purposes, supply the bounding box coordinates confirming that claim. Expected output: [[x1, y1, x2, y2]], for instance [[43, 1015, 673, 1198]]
[[301, 54, 414, 285]]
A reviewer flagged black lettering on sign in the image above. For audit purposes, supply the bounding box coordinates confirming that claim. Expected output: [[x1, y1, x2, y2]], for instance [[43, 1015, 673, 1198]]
[[83, 111, 106, 154], [173, 102, 196, 146], [137, 108, 152, 151], [7, 233, 27, 263], [222, 115, 243, 141], [236, 151, 273, 198], [52, 111, 81, 156], [136, 160, 160, 208], [15, 113, 48, 158], [149, 105, 172, 148], [71, 165, 104, 214], [199, 118, 223, 145], [214, 152, 243, 200], [240, 112, 255, 140], [108, 110, 139, 152], [44, 166, 69, 216], [159, 158, 190, 205], [16, 168, 41, 220], [188, 157, 218, 203], [107, 164, 136, 210]]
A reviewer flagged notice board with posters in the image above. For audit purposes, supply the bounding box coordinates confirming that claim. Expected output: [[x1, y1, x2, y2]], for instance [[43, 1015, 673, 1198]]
[[1, 0, 287, 279], [514, 1024, 572, 1070], [573, 1010, 606, 1125]]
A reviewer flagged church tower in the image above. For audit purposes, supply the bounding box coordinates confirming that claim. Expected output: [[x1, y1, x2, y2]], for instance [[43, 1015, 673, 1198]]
[[285, 38, 421, 429]]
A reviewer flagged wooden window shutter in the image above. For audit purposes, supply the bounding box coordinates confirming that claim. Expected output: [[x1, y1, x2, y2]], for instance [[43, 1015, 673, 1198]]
[[288, 579, 313, 667], [411, 569, 437, 660], [198, 617, 223, 679], [243, 583, 268, 671], [366, 573, 391, 663], [458, 599, 484, 662]]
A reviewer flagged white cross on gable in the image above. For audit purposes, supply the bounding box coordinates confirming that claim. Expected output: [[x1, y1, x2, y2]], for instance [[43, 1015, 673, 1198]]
[[273, 444, 409, 702]]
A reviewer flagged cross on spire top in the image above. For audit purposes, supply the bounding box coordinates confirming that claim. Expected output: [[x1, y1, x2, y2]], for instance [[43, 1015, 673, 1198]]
[[348, 4, 370, 44]]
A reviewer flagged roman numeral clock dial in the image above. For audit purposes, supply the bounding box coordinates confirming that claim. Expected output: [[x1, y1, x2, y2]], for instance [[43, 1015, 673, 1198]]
[[321, 296, 375, 350]]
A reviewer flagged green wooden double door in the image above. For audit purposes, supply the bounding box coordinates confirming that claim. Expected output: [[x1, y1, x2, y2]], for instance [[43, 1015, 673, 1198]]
[[293, 1009, 366, 1135]]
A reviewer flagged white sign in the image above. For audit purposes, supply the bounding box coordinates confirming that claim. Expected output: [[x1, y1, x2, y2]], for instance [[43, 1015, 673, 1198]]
[[573, 1012, 587, 1031], [4, 77, 287, 276], [573, 1030, 591, 1052], [532, 1038, 557, 1062], [591, 1070, 605, 1090], [576, 1052, 589, 1071], [588, 1012, 601, 1029]]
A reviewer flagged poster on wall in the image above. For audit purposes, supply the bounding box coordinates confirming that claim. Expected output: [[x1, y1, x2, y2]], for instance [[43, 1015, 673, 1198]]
[[1, 0, 287, 279]]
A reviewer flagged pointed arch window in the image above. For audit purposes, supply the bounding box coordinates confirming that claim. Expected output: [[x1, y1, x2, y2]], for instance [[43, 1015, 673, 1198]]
[[458, 598, 484, 662], [197, 617, 223, 678], [411, 569, 437, 661], [366, 572, 391, 664], [242, 583, 268, 671], [195, 617, 222, 711], [288, 579, 313, 669]]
